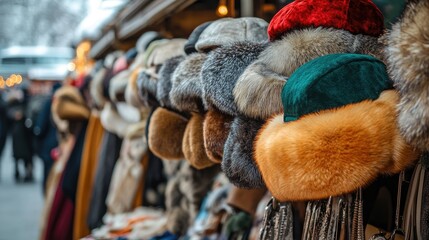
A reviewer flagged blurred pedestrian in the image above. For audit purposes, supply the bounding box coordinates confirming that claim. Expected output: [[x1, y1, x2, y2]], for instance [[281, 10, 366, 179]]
[[6, 87, 34, 182], [33, 83, 61, 193], [0, 91, 11, 179]]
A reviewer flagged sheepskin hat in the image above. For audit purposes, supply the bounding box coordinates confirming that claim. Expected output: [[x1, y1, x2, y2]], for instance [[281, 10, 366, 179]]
[[254, 54, 419, 201], [195, 17, 268, 52], [385, 0, 429, 151], [267, 0, 384, 41], [170, 53, 207, 113], [201, 41, 267, 116], [156, 55, 185, 109], [138, 39, 186, 108], [182, 113, 216, 169], [184, 21, 212, 55], [222, 116, 265, 189], [136, 31, 164, 53], [234, 27, 384, 120], [203, 109, 234, 163], [148, 107, 188, 160]]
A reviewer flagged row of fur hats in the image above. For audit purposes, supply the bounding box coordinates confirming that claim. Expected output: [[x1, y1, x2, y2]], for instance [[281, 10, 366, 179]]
[[138, 0, 422, 201]]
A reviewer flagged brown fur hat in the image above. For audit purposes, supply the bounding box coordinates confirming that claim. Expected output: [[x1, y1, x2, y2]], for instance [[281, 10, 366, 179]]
[[233, 27, 383, 120], [170, 53, 207, 113], [385, 0, 429, 151], [182, 113, 216, 169], [203, 108, 234, 163], [53, 85, 90, 120], [222, 116, 266, 189], [148, 107, 188, 160], [255, 91, 419, 201]]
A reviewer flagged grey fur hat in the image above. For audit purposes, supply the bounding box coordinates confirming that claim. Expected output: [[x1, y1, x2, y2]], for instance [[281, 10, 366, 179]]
[[156, 55, 186, 109], [201, 41, 267, 116], [184, 21, 212, 55], [385, 0, 429, 151], [170, 53, 207, 113], [233, 27, 383, 120], [222, 116, 265, 189], [195, 17, 268, 52]]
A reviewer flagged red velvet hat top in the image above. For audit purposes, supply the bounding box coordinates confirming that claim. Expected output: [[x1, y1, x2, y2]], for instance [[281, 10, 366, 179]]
[[268, 0, 384, 41]]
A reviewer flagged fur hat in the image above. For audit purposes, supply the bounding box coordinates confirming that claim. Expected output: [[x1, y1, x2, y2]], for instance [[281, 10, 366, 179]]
[[255, 91, 419, 201], [201, 41, 267, 116], [53, 85, 90, 120], [90, 68, 107, 108], [170, 53, 207, 113], [138, 39, 186, 107], [112, 55, 128, 75], [156, 55, 185, 109], [267, 0, 384, 41], [281, 54, 393, 122], [254, 54, 416, 201], [125, 66, 145, 108], [233, 27, 383, 120], [182, 113, 216, 169], [184, 21, 212, 55], [195, 17, 268, 52], [109, 70, 130, 102], [222, 116, 265, 189], [100, 102, 136, 138], [148, 107, 188, 160], [203, 108, 234, 163], [385, 0, 429, 151], [136, 31, 164, 53]]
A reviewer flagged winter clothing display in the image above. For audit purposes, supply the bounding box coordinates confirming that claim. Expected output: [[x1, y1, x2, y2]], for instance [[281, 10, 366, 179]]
[[39, 0, 429, 239]]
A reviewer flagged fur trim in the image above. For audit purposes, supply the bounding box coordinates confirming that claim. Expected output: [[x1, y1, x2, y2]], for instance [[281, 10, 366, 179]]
[[203, 108, 234, 163], [148, 107, 188, 160], [137, 67, 159, 108], [157, 56, 185, 109], [125, 67, 144, 108], [109, 70, 130, 102], [90, 68, 107, 108], [385, 0, 429, 150], [254, 91, 419, 201], [182, 113, 216, 169], [233, 27, 382, 119], [170, 53, 207, 113], [201, 42, 266, 116], [222, 116, 265, 189], [233, 62, 286, 120], [100, 103, 133, 138]]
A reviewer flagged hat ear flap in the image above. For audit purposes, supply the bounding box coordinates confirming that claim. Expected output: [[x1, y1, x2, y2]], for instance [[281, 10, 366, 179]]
[[182, 113, 216, 169], [222, 116, 265, 189], [203, 109, 234, 163], [148, 108, 188, 160]]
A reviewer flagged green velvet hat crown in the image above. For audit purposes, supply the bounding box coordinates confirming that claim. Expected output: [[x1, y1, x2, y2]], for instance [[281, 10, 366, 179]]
[[281, 53, 393, 122]]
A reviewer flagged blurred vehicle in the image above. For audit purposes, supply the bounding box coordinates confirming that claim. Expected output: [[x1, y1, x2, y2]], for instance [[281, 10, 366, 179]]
[[0, 46, 74, 87]]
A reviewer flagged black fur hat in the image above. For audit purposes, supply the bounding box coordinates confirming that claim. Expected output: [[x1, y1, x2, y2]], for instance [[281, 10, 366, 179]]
[[157, 55, 186, 109], [222, 116, 265, 189]]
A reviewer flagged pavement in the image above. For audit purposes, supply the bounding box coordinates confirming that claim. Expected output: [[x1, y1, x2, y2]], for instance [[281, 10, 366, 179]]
[[0, 138, 44, 240]]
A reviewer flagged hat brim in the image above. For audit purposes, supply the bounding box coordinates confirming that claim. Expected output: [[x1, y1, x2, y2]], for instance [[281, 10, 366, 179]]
[[148, 107, 188, 160], [255, 91, 419, 201]]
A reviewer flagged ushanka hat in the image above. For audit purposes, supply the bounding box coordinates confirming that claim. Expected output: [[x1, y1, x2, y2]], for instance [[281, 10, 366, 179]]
[[255, 54, 419, 201], [385, 0, 429, 151], [267, 0, 384, 41], [184, 21, 212, 55], [156, 55, 185, 109], [196, 17, 268, 52], [233, 0, 385, 120]]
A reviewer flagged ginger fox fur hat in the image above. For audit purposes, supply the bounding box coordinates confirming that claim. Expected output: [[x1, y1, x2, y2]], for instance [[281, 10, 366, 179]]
[[255, 91, 419, 201], [254, 54, 419, 201], [385, 0, 429, 151], [234, 28, 384, 120]]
